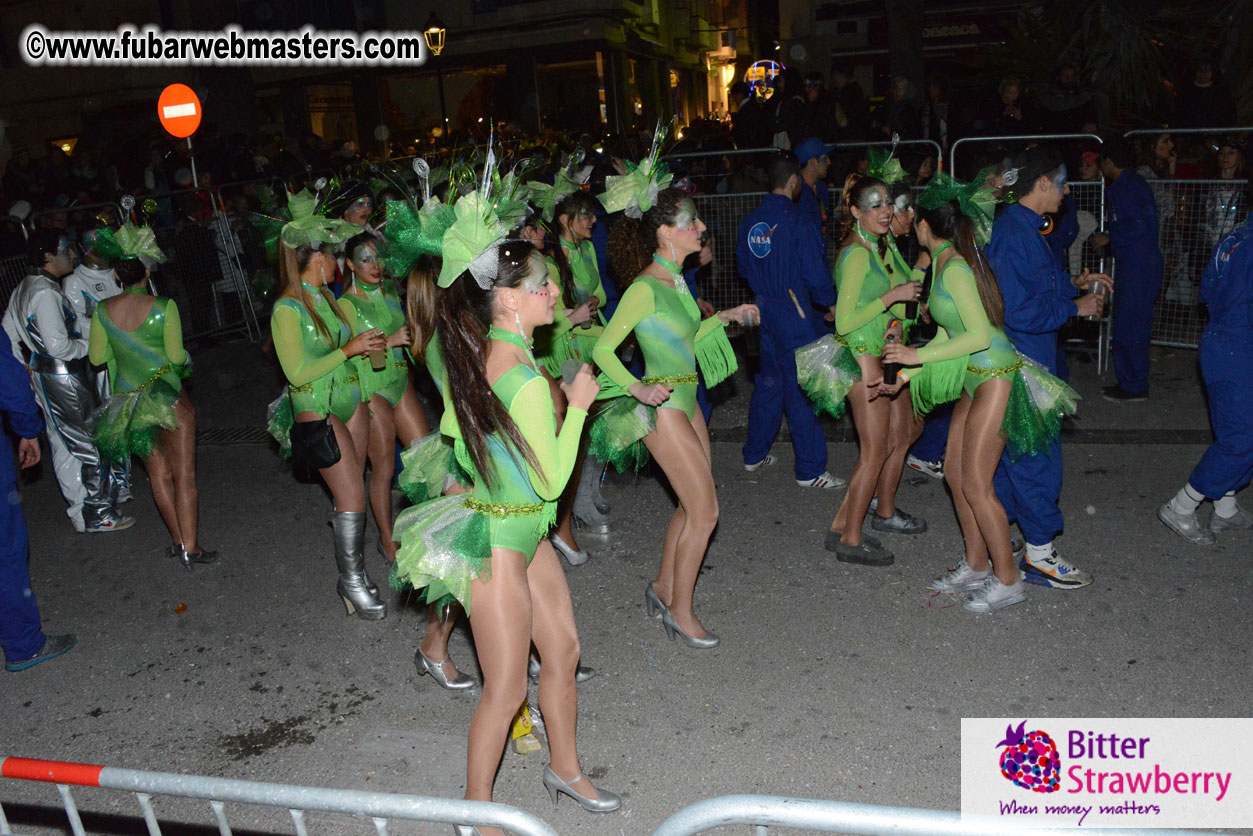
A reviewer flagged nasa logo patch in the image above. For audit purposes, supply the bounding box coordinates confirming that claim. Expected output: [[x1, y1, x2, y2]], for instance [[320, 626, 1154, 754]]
[[748, 222, 774, 259]]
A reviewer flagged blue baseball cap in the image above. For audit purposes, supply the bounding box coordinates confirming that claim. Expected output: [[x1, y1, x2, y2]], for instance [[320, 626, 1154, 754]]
[[795, 137, 836, 165]]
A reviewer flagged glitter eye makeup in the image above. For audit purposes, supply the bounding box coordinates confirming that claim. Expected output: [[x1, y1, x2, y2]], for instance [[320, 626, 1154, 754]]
[[520, 254, 550, 293], [575, 209, 596, 221], [1052, 164, 1068, 192], [674, 200, 701, 230], [858, 190, 888, 212], [893, 194, 914, 214], [352, 245, 378, 265]]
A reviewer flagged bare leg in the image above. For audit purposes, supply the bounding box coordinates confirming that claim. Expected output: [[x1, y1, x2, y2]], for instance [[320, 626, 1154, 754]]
[[546, 373, 580, 551], [144, 446, 181, 548], [874, 387, 923, 516], [959, 379, 1015, 584], [944, 393, 986, 567], [165, 394, 200, 551], [830, 357, 891, 545], [366, 395, 398, 561], [643, 407, 719, 639], [305, 405, 368, 512], [527, 540, 601, 800], [391, 383, 429, 445], [464, 549, 533, 836]]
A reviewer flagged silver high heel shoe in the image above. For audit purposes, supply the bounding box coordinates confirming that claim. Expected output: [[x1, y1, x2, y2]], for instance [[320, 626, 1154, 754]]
[[542, 766, 622, 812], [550, 534, 589, 566], [416, 648, 475, 690], [177, 545, 219, 572], [332, 511, 386, 620], [644, 583, 668, 618], [661, 609, 719, 649], [528, 656, 596, 682]]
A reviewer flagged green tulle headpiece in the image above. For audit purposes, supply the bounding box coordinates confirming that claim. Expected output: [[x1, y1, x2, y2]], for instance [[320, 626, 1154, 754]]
[[917, 168, 1000, 247], [598, 122, 674, 218], [93, 222, 167, 269], [866, 134, 906, 186], [528, 148, 588, 223], [251, 179, 361, 255]]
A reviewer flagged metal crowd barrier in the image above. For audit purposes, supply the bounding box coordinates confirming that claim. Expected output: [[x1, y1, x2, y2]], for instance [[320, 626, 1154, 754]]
[[0, 755, 557, 836], [0, 254, 28, 311], [649, 794, 1220, 836], [949, 132, 1102, 177]]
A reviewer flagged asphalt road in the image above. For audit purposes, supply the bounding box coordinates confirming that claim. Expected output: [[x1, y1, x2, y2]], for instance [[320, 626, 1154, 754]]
[[1, 342, 1249, 836]]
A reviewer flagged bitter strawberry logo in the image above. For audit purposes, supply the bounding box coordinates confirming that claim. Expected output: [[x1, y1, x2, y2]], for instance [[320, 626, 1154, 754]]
[[997, 720, 1061, 793]]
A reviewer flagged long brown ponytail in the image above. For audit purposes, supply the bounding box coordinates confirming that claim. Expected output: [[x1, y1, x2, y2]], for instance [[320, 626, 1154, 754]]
[[917, 200, 1004, 328]]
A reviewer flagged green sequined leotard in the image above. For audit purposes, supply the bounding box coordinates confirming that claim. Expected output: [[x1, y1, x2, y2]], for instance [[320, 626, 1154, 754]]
[[271, 284, 362, 424], [391, 327, 587, 613], [593, 272, 734, 420], [88, 294, 188, 462], [833, 235, 913, 356], [917, 256, 1021, 399], [338, 279, 410, 407], [911, 254, 1080, 459]]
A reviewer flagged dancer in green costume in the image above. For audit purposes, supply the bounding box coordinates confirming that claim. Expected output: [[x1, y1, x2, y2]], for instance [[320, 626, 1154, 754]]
[[593, 183, 758, 649], [88, 223, 215, 570], [392, 204, 621, 824], [825, 173, 926, 567], [339, 232, 430, 563], [266, 189, 390, 620], [883, 175, 1078, 613]]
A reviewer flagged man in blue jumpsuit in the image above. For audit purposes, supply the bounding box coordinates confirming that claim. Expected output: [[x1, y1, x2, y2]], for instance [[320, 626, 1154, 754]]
[[1159, 196, 1253, 542], [1093, 138, 1163, 401], [794, 138, 835, 256], [986, 146, 1109, 589], [737, 153, 844, 488], [1, 327, 77, 671]]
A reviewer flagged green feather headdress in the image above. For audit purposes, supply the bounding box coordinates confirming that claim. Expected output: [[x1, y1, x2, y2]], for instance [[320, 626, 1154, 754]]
[[527, 148, 588, 223], [917, 168, 1000, 247], [93, 222, 167, 269], [866, 134, 907, 186], [379, 157, 457, 278], [598, 122, 674, 218]]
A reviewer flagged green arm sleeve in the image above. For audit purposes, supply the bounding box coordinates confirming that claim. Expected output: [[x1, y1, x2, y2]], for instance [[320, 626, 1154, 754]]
[[337, 298, 363, 334], [509, 375, 587, 501], [834, 246, 888, 336], [88, 309, 111, 366], [592, 280, 654, 393], [272, 304, 347, 386], [915, 261, 993, 363], [163, 300, 188, 366]]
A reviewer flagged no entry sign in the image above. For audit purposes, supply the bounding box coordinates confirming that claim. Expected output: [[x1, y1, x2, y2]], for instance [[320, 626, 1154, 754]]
[[157, 83, 201, 138]]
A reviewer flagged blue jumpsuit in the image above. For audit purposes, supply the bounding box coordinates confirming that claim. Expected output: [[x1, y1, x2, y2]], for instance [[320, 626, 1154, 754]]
[[1048, 193, 1080, 383], [1106, 169, 1163, 396], [986, 203, 1080, 547], [798, 179, 830, 257], [1189, 218, 1253, 499], [737, 193, 836, 480], [0, 328, 47, 667]]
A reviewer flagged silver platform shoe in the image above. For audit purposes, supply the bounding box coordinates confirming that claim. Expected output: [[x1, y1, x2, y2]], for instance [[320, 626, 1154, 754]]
[[332, 511, 386, 620]]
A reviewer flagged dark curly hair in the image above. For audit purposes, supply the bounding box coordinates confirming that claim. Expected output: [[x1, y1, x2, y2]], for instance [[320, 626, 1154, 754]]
[[605, 187, 690, 289]]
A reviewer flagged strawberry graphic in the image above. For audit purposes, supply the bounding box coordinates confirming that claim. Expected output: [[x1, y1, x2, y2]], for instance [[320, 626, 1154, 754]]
[[996, 720, 1061, 793]]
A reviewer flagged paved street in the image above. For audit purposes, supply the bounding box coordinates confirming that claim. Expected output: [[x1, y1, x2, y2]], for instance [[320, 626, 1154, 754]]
[[2, 341, 1249, 836]]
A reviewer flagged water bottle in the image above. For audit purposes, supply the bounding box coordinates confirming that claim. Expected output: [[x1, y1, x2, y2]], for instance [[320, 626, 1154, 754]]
[[1085, 282, 1107, 322]]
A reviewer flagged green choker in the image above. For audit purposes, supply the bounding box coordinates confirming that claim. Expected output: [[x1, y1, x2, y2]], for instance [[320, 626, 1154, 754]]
[[488, 324, 537, 368], [931, 241, 954, 258]]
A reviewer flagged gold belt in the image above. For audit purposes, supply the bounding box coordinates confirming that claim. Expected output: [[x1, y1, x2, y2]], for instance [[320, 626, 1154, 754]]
[[289, 370, 359, 394], [463, 496, 546, 519], [119, 364, 172, 394], [642, 374, 698, 385], [967, 359, 1023, 377]]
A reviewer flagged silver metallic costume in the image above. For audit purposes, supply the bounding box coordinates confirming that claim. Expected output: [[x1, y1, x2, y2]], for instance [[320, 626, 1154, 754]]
[[64, 261, 132, 502], [2, 270, 119, 530]]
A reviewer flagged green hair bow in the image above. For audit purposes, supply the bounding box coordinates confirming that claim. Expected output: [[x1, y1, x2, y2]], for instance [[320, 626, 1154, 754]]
[[279, 188, 360, 249], [528, 169, 580, 224], [93, 222, 167, 269], [437, 191, 505, 289], [866, 147, 907, 186], [598, 123, 674, 218], [917, 168, 1000, 247]]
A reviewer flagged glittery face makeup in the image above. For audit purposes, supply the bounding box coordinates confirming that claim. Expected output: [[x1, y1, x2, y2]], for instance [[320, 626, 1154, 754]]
[[673, 199, 701, 231], [1051, 164, 1068, 193], [893, 194, 914, 215], [520, 252, 551, 293], [858, 188, 889, 212], [351, 244, 377, 265]]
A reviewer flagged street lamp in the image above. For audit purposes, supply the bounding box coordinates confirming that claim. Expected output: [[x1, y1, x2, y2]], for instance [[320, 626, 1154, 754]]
[[424, 12, 448, 132]]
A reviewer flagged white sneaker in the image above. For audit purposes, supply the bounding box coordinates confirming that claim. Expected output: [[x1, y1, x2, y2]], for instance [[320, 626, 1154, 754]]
[[907, 454, 944, 479], [1158, 503, 1215, 545], [1020, 549, 1093, 589], [744, 454, 777, 472], [962, 576, 1028, 612], [1211, 506, 1253, 533], [931, 560, 991, 593], [797, 470, 847, 489]]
